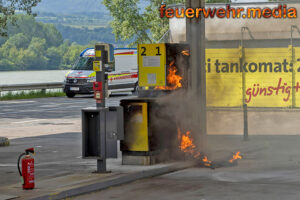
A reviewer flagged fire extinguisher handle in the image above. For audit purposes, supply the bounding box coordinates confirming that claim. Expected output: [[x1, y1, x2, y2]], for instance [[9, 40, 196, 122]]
[[17, 153, 26, 176]]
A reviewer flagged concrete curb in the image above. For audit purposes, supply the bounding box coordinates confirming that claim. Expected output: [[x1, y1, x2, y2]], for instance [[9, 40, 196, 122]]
[[32, 162, 195, 200], [0, 137, 9, 147]]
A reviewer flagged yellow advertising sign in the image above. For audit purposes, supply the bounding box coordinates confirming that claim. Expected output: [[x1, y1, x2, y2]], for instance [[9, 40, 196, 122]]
[[138, 43, 166, 87], [206, 48, 242, 107], [206, 46, 300, 108], [93, 61, 101, 72]]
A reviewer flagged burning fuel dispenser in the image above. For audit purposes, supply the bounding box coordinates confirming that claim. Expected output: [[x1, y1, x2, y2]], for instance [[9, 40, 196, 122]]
[[81, 43, 190, 169], [120, 43, 190, 165], [137, 43, 189, 97]]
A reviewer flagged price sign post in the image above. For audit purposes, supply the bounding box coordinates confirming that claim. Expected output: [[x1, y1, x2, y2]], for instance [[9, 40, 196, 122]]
[[95, 44, 107, 173], [82, 43, 118, 174], [94, 45, 106, 107]]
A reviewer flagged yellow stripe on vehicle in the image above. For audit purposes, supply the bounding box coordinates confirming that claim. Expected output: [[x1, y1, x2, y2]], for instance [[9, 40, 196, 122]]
[[88, 72, 96, 77], [65, 71, 71, 77]]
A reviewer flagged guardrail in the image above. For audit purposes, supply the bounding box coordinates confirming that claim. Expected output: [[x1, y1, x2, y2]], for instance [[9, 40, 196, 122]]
[[0, 82, 64, 92]]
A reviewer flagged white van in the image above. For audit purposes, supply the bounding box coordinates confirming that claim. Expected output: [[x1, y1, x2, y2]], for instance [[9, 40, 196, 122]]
[[63, 48, 138, 98]]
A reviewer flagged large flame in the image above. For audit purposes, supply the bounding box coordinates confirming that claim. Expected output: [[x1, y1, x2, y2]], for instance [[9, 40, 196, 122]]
[[178, 128, 195, 153], [177, 128, 212, 167], [229, 152, 242, 163], [156, 61, 183, 90], [181, 50, 190, 56]]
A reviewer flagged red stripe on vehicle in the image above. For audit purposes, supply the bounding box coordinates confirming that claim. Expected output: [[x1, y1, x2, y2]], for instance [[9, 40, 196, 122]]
[[114, 51, 134, 55], [131, 74, 138, 78], [68, 77, 88, 78]]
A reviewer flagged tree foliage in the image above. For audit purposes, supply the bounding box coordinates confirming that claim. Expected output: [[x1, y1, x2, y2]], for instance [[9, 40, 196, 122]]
[[55, 24, 125, 46], [103, 0, 231, 46], [206, 0, 231, 3], [103, 0, 185, 46], [0, 15, 90, 71], [0, 0, 41, 36]]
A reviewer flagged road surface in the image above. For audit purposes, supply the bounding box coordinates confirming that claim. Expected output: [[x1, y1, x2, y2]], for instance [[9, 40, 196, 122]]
[[2, 95, 300, 139], [0, 95, 127, 139], [75, 166, 300, 200], [0, 94, 132, 186]]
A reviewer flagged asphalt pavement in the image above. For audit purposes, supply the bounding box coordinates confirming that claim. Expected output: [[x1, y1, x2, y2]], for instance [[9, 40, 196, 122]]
[[0, 94, 124, 123], [0, 94, 133, 187], [73, 132, 300, 200], [0, 94, 130, 139], [75, 166, 300, 200]]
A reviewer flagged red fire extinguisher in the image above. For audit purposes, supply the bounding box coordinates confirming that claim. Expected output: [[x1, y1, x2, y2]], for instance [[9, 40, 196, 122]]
[[17, 148, 35, 189]]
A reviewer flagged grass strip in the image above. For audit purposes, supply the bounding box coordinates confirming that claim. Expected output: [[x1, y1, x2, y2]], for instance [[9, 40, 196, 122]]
[[0, 137, 9, 147], [0, 90, 65, 101]]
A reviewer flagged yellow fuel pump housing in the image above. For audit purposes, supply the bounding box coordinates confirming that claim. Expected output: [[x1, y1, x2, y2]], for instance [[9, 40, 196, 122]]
[[138, 43, 189, 89], [120, 43, 190, 165], [138, 44, 167, 87]]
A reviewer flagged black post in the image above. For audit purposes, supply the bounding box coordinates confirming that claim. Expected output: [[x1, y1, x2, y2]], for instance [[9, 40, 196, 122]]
[[97, 108, 107, 172], [95, 45, 106, 108], [243, 104, 248, 141], [95, 44, 107, 172]]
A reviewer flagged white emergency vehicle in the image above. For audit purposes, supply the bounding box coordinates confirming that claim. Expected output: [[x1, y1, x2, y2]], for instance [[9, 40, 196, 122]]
[[63, 47, 138, 98]]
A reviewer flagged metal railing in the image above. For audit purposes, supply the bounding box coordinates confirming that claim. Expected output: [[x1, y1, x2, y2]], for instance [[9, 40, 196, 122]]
[[0, 82, 64, 92]]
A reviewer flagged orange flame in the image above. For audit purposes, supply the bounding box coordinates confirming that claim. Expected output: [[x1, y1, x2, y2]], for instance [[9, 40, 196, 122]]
[[180, 131, 195, 151], [177, 128, 212, 167], [202, 156, 212, 167], [181, 50, 190, 56], [156, 61, 183, 90], [178, 129, 242, 167], [178, 128, 195, 153], [229, 152, 242, 163]]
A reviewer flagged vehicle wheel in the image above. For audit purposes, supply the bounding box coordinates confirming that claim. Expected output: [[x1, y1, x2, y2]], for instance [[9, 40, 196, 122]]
[[66, 92, 75, 98], [132, 82, 139, 95]]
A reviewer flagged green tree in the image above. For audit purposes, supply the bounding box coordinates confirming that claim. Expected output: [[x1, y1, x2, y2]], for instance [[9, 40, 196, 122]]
[[43, 24, 64, 47], [23, 37, 48, 70], [0, 41, 25, 70], [8, 46, 26, 70], [3, 33, 30, 49], [0, 59, 14, 71], [62, 43, 89, 69], [206, 0, 231, 2], [0, 0, 41, 36], [103, 0, 152, 46], [0, 15, 69, 71], [5, 15, 63, 47], [103, 0, 231, 46], [0, 14, 94, 71], [46, 47, 62, 69], [143, 0, 184, 44]]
